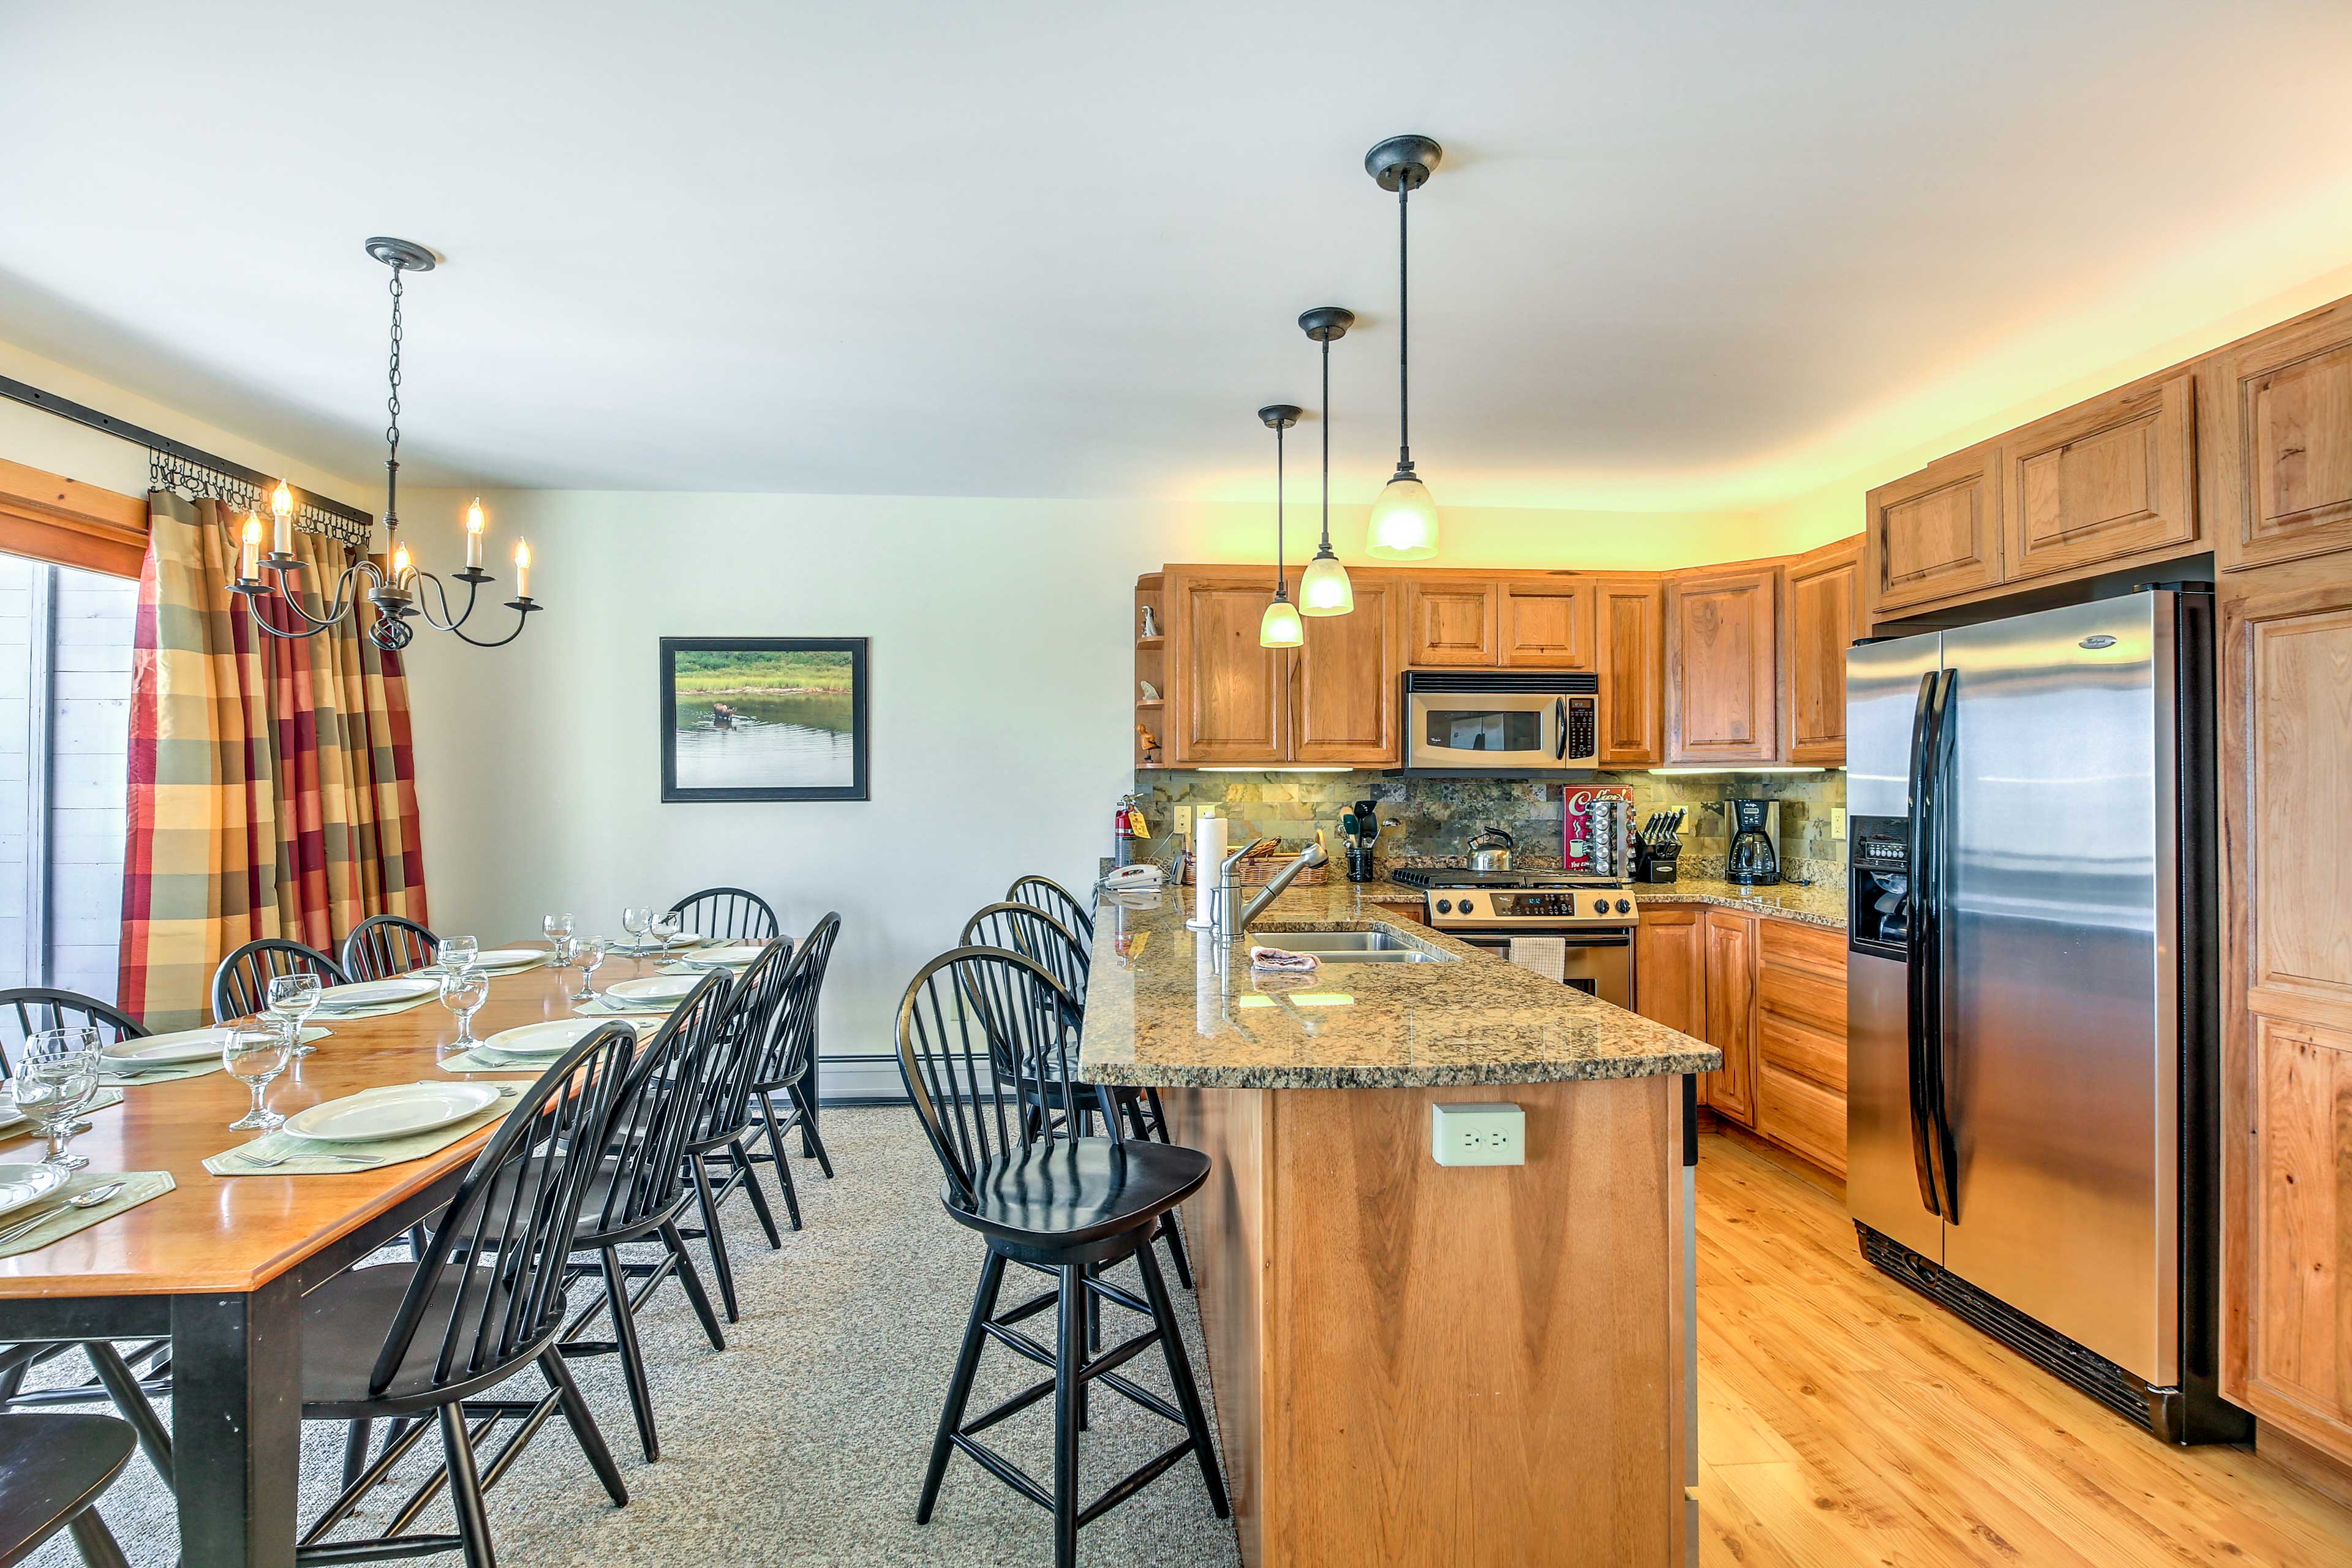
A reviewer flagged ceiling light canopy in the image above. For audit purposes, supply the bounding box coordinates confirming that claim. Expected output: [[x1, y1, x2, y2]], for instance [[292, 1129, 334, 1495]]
[[1363, 134, 1443, 562]]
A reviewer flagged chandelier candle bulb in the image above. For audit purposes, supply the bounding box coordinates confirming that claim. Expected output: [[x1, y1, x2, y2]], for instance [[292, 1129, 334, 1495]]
[[391, 541, 413, 585], [465, 497, 485, 568], [514, 538, 530, 598], [270, 481, 295, 557], [239, 512, 262, 581]]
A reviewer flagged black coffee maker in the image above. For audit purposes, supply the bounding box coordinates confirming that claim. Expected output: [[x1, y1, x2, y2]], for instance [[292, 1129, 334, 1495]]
[[1724, 798, 1780, 886]]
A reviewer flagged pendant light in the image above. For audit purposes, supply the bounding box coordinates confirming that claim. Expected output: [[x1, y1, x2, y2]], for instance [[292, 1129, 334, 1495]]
[[1363, 135, 1444, 560], [1257, 404, 1305, 648], [1295, 306, 1355, 615]]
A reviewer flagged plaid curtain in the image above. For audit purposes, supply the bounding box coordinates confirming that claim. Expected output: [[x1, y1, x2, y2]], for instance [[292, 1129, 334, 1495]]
[[118, 493, 429, 1028]]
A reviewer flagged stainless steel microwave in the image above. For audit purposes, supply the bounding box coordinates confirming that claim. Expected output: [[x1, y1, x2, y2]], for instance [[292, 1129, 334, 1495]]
[[1403, 671, 1599, 774]]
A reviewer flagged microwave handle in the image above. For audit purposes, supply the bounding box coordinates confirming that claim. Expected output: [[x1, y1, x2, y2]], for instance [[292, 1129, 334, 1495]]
[[1553, 697, 1568, 760]]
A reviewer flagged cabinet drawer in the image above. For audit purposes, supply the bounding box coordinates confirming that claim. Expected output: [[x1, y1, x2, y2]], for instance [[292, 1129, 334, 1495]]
[[1757, 959, 1845, 1036], [1758, 1011, 1845, 1093], [1757, 917, 1845, 978], [1757, 1063, 1845, 1176]]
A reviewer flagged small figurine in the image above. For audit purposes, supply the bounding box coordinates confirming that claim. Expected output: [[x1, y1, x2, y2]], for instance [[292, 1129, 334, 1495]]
[[1139, 604, 1161, 639], [1136, 722, 1162, 765]]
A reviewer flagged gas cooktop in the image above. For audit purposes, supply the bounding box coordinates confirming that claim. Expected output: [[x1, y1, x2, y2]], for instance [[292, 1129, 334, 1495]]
[[1388, 867, 1623, 891]]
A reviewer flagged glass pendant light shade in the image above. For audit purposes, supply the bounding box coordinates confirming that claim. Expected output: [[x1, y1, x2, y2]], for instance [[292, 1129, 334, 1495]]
[[1259, 595, 1304, 647], [1298, 549, 1354, 614], [1366, 471, 1440, 560]]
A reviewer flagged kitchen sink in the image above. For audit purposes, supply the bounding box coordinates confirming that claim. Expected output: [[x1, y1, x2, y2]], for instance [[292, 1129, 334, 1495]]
[[1256, 929, 1455, 963]]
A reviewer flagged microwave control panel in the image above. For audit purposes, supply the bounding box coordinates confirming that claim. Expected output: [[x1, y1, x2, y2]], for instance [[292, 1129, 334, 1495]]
[[1564, 695, 1597, 764]]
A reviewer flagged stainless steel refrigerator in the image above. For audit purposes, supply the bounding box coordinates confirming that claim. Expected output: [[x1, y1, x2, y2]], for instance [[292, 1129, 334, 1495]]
[[1844, 588, 2245, 1443]]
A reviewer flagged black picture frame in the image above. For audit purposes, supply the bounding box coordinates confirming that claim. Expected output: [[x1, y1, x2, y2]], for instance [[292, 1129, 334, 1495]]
[[659, 636, 870, 802]]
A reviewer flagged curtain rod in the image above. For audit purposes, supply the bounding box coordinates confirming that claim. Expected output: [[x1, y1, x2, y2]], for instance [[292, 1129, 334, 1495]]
[[0, 371, 377, 534]]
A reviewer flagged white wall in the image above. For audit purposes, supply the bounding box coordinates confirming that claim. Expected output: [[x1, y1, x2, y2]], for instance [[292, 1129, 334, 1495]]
[[398, 488, 1819, 1093]]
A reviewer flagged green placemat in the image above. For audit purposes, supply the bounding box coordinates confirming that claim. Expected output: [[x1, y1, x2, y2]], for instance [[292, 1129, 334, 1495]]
[[99, 1027, 328, 1086], [571, 995, 679, 1019], [308, 992, 442, 1023], [0, 1170, 175, 1259], [419, 955, 554, 979], [203, 1082, 535, 1176], [0, 1088, 127, 1148], [607, 937, 710, 957], [436, 1044, 591, 1073]]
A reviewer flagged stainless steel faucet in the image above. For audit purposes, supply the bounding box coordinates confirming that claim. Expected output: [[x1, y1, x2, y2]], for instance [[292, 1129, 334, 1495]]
[[1212, 837, 1329, 943]]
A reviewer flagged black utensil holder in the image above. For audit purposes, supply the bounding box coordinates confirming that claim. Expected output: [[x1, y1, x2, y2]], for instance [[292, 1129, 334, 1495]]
[[1346, 848, 1377, 883]]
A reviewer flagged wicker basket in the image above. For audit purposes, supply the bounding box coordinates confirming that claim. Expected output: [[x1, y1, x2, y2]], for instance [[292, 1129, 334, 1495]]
[[1180, 838, 1330, 888]]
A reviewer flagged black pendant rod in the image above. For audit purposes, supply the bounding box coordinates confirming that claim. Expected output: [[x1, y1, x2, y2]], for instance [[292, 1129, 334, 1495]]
[[1397, 181, 1411, 472], [1274, 421, 1287, 598], [1320, 334, 1332, 549]]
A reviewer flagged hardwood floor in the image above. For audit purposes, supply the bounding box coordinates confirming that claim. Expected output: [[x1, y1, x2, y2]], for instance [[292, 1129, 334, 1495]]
[[1697, 1128, 2352, 1566]]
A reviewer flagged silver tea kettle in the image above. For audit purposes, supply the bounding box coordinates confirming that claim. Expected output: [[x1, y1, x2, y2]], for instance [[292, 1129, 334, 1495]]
[[1468, 826, 1514, 872]]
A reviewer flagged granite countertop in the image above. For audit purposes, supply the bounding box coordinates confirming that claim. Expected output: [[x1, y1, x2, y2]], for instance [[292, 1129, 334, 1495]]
[[1632, 875, 1846, 930], [1078, 876, 1720, 1091]]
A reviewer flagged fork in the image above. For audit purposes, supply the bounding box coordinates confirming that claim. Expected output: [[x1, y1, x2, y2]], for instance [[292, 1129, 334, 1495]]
[[237, 1145, 385, 1169]]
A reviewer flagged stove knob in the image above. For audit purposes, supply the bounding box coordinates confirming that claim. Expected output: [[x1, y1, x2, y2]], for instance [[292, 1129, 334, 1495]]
[[1617, 899, 1632, 914], [1434, 899, 1452, 914], [1458, 897, 1476, 915]]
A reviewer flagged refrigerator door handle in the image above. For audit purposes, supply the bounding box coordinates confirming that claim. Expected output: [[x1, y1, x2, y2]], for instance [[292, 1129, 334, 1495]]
[[1911, 667, 1962, 1223]]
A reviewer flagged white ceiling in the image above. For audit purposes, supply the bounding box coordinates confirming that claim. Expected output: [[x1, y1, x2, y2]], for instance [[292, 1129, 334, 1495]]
[[6, 1, 2352, 511]]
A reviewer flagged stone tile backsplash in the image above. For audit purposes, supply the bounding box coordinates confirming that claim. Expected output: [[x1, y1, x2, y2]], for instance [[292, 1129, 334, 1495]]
[[1137, 767, 1847, 883]]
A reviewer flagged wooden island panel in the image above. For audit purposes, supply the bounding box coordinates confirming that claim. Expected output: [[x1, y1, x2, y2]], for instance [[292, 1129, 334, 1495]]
[[1162, 1074, 1684, 1567]]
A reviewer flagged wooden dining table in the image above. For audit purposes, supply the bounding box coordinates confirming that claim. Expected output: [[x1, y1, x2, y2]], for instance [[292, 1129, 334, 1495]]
[[0, 943, 679, 1567]]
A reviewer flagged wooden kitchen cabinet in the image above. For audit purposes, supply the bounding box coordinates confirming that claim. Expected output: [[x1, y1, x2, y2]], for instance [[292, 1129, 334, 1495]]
[[1864, 440, 2003, 614], [1702, 907, 1758, 1125], [1167, 571, 1288, 764], [1499, 577, 1596, 668], [1752, 919, 1849, 1175], [1289, 574, 1400, 764], [1634, 905, 1706, 1039], [2207, 295, 2352, 573], [2000, 372, 2198, 582], [1597, 578, 1665, 766], [1404, 579, 1499, 666], [1666, 565, 1780, 766], [1780, 537, 1861, 766]]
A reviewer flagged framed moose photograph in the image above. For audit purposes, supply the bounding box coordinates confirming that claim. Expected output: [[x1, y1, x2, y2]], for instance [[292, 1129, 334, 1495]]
[[659, 636, 870, 802]]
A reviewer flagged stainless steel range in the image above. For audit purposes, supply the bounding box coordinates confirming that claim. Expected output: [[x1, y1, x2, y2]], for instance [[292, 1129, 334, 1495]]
[[1388, 867, 1637, 1006]]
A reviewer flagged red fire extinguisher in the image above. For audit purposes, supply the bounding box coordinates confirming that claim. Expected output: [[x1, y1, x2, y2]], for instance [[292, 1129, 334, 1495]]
[[1114, 793, 1148, 866]]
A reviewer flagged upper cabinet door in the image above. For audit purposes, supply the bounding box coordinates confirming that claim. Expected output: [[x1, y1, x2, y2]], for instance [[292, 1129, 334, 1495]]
[[1169, 571, 1289, 764], [1781, 538, 1862, 766], [2210, 298, 2352, 573], [1291, 576, 1401, 765], [2002, 372, 2196, 582], [1864, 442, 2003, 616], [1499, 578, 1596, 668], [1666, 566, 1781, 766], [1596, 579, 1665, 767], [1405, 580, 1500, 666]]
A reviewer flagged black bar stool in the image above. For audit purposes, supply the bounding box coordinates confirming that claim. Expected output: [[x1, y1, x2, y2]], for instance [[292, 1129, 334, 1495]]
[[896, 946, 1227, 1567], [0, 1413, 136, 1567]]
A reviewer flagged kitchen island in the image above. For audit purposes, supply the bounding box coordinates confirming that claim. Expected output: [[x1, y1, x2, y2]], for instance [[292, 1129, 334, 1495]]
[[1080, 878, 1718, 1568]]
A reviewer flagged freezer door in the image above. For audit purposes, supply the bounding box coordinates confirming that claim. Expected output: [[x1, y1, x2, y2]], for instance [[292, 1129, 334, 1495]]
[[1844, 633, 1944, 1259], [1936, 594, 2176, 1385]]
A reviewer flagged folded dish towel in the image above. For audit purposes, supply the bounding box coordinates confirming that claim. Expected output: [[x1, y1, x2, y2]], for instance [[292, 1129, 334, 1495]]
[[1250, 945, 1320, 973]]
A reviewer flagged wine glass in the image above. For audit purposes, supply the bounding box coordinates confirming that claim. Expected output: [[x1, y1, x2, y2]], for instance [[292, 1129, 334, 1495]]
[[552, 933, 579, 972], [621, 906, 652, 952], [544, 912, 575, 965], [267, 972, 322, 1057], [15, 1030, 101, 1169], [572, 937, 609, 1004], [650, 910, 684, 961], [437, 934, 480, 974], [222, 1025, 292, 1132], [439, 967, 491, 1052]]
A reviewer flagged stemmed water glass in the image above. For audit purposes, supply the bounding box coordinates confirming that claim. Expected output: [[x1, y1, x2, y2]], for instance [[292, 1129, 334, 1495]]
[[544, 912, 575, 965], [650, 910, 684, 961], [571, 937, 609, 1005], [439, 967, 491, 1056], [621, 907, 652, 954], [14, 1030, 101, 1169], [267, 972, 322, 1057], [222, 1026, 292, 1132], [437, 934, 480, 975]]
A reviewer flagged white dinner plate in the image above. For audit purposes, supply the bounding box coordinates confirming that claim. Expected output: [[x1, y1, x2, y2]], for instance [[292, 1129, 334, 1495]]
[[101, 1026, 266, 1066], [313, 975, 441, 1011], [443, 948, 544, 971], [0, 1163, 69, 1218], [694, 943, 770, 967], [284, 1082, 502, 1144], [605, 974, 700, 1005], [478, 1017, 603, 1058], [615, 930, 704, 952]]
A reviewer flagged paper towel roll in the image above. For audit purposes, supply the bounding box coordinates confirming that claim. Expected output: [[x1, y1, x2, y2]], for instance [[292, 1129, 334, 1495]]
[[1508, 937, 1567, 983], [1191, 813, 1226, 930]]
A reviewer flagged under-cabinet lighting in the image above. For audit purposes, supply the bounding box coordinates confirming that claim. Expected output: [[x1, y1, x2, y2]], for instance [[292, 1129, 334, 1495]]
[[1193, 766, 1357, 773], [1646, 766, 1827, 776]]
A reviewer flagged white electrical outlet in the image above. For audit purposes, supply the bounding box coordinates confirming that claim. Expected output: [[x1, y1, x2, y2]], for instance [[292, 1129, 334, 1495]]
[[1174, 803, 1197, 838], [1831, 807, 1849, 839], [1431, 1102, 1526, 1167]]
